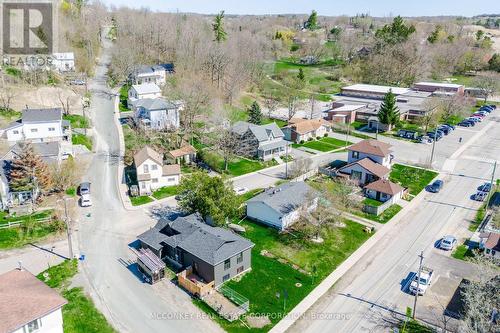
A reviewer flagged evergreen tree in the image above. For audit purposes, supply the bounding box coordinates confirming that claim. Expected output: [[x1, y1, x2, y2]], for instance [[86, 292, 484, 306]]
[[248, 101, 262, 124], [378, 90, 400, 129], [305, 10, 319, 30], [375, 16, 416, 45], [212, 11, 227, 43], [297, 68, 305, 82], [9, 143, 52, 194]]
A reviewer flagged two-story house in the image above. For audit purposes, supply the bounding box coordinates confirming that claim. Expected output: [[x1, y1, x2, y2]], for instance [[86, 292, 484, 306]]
[[0, 267, 67, 333], [1, 108, 71, 145], [127, 83, 162, 107], [282, 118, 332, 143], [52, 52, 75, 72], [130, 64, 174, 86], [132, 98, 181, 131], [134, 146, 180, 196], [138, 213, 254, 287], [230, 121, 288, 161]]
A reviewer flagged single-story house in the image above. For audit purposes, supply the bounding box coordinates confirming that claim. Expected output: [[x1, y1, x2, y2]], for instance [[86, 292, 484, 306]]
[[282, 118, 332, 143], [138, 213, 254, 287], [479, 232, 500, 259], [324, 102, 367, 124], [0, 267, 67, 333], [347, 139, 393, 167], [133, 146, 180, 196], [4, 142, 71, 165], [246, 181, 317, 231], [132, 98, 181, 131], [166, 144, 197, 164], [364, 179, 404, 204], [230, 121, 288, 161], [128, 83, 162, 106], [337, 157, 391, 186]]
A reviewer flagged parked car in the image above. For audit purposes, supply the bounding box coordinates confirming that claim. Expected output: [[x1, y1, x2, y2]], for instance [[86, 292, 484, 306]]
[[442, 124, 455, 130], [419, 135, 433, 144], [473, 191, 488, 202], [427, 131, 443, 141], [471, 113, 486, 118], [458, 121, 473, 127], [466, 117, 481, 123], [234, 187, 249, 195], [80, 194, 92, 207], [427, 180, 443, 193], [478, 182, 492, 192], [438, 126, 451, 135], [78, 182, 91, 195], [474, 111, 488, 116], [398, 129, 419, 140], [486, 104, 496, 109], [440, 235, 457, 251], [409, 267, 434, 295]]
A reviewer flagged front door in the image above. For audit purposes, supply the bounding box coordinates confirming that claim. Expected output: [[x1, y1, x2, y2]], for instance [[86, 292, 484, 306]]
[[376, 191, 381, 200]]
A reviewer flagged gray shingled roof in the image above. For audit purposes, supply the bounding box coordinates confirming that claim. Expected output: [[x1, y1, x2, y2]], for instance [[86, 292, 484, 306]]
[[132, 83, 161, 95], [137, 213, 254, 266], [231, 121, 284, 142], [247, 181, 317, 216], [133, 98, 176, 110], [22, 108, 62, 122], [12, 142, 60, 158]]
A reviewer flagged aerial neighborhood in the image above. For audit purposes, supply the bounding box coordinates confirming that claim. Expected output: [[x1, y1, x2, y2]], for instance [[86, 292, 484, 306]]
[[0, 2, 499, 333]]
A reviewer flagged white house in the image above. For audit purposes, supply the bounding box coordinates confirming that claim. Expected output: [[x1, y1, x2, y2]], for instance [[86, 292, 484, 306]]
[[132, 98, 181, 131], [338, 157, 391, 185], [347, 139, 393, 167], [246, 181, 317, 231], [52, 52, 75, 72], [128, 83, 162, 106], [130, 64, 174, 86], [0, 267, 67, 333], [134, 146, 181, 196], [364, 179, 404, 204], [1, 108, 71, 145], [282, 118, 332, 143]]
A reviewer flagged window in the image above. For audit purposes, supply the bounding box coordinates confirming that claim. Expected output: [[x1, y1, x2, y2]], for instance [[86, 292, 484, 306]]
[[141, 182, 145, 189], [352, 151, 359, 159], [486, 249, 491, 254], [30, 128, 38, 133], [236, 252, 243, 264], [351, 170, 362, 180], [143, 164, 149, 173], [26, 318, 41, 332], [167, 177, 175, 182], [492, 250, 496, 256], [13, 130, 19, 134], [48, 127, 55, 131], [152, 178, 158, 183], [237, 266, 244, 274], [224, 259, 231, 270], [151, 164, 158, 171], [222, 274, 230, 282]]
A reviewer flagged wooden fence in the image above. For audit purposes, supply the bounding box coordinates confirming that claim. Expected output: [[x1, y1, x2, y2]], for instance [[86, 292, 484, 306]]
[[0, 217, 52, 229]]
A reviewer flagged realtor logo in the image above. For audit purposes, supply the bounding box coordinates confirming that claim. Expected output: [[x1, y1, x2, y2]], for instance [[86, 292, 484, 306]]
[[1, 0, 54, 54]]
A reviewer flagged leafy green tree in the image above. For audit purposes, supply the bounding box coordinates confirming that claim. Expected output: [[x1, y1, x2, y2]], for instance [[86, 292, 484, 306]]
[[329, 26, 342, 40], [427, 25, 442, 44], [212, 10, 227, 43], [248, 101, 262, 125], [178, 172, 241, 226], [378, 90, 400, 129], [488, 53, 500, 72], [475, 30, 484, 41], [305, 10, 319, 30], [375, 16, 416, 45], [297, 68, 305, 82]]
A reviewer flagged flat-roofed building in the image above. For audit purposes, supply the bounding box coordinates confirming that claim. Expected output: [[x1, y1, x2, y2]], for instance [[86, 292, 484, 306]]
[[341, 84, 410, 99], [413, 82, 464, 95]]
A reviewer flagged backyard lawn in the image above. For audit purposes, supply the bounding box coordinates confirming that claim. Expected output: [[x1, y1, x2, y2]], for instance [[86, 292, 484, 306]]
[[130, 195, 154, 206], [292, 137, 352, 152], [37, 260, 116, 333], [63, 114, 90, 128], [355, 204, 403, 224], [119, 84, 131, 112], [389, 164, 438, 196], [72, 133, 93, 150], [201, 218, 371, 332], [152, 185, 180, 200], [200, 150, 277, 176]]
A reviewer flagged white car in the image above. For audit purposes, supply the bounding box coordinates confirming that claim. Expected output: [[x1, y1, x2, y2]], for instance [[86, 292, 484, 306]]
[[235, 187, 249, 195], [80, 194, 92, 207], [440, 235, 457, 251], [409, 267, 433, 295]]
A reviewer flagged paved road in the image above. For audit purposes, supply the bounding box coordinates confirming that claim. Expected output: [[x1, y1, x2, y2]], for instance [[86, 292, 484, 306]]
[[75, 32, 223, 333], [288, 114, 500, 332]]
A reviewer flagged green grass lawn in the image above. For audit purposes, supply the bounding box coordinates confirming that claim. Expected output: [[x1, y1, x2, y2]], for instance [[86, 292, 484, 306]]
[[363, 197, 384, 207], [200, 150, 276, 176], [0, 210, 62, 249], [119, 84, 131, 112], [355, 204, 403, 224], [389, 164, 438, 196], [37, 260, 116, 333], [152, 185, 180, 200], [293, 137, 352, 152], [63, 114, 90, 128], [72, 134, 93, 150], [400, 319, 434, 333], [130, 196, 154, 206], [452, 243, 475, 260], [212, 219, 371, 331]]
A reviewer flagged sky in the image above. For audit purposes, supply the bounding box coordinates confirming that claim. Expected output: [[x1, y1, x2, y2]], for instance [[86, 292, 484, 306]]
[[101, 0, 500, 17]]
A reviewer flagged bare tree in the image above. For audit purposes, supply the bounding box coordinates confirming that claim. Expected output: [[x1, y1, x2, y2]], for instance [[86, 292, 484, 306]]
[[215, 129, 238, 171], [0, 87, 15, 111], [57, 88, 71, 115], [288, 157, 312, 179], [263, 93, 280, 119], [473, 73, 500, 102]]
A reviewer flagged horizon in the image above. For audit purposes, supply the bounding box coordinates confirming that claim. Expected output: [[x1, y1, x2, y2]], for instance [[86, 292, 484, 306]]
[[100, 0, 500, 17]]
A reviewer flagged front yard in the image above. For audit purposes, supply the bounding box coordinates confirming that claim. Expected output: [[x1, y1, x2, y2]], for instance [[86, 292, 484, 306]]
[[292, 137, 352, 152], [119, 84, 130, 112], [389, 164, 438, 196], [198, 218, 372, 332], [72, 133, 93, 150], [200, 150, 277, 176], [63, 114, 90, 128]]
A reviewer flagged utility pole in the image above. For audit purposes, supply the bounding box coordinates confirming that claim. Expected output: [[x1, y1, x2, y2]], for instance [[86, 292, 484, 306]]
[[486, 160, 497, 209], [285, 143, 289, 179], [62, 198, 74, 259], [413, 251, 424, 319], [429, 127, 439, 168], [375, 121, 379, 140]]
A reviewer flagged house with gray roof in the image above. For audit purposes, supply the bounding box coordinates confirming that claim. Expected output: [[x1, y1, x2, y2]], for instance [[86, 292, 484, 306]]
[[131, 98, 181, 131], [137, 213, 254, 286], [130, 63, 174, 86], [230, 121, 288, 161], [246, 181, 318, 230], [1, 108, 71, 145], [128, 83, 162, 106]]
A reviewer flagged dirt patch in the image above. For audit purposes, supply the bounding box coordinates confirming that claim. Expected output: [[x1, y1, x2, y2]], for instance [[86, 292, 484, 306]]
[[246, 314, 271, 328]]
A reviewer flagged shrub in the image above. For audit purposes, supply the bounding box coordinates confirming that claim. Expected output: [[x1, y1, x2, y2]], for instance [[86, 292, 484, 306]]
[[323, 133, 328, 137], [300, 140, 304, 144], [308, 137, 314, 141], [316, 136, 321, 140], [290, 44, 300, 52]]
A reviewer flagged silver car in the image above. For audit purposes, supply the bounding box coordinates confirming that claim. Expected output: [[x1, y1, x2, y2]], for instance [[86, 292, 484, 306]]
[[440, 236, 457, 251]]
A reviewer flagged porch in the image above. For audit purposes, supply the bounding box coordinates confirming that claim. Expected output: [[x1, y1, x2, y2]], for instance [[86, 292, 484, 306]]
[[177, 266, 214, 297]]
